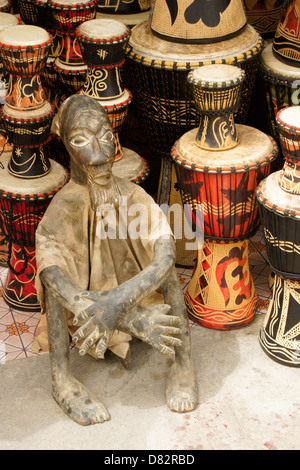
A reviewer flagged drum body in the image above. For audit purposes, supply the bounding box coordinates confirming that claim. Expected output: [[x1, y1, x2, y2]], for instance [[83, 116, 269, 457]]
[[49, 0, 98, 67], [1, 101, 55, 178], [76, 19, 130, 100], [0, 154, 69, 311], [19, 0, 54, 28], [260, 44, 300, 139], [0, 25, 52, 111], [257, 172, 300, 365], [257, 105, 300, 366], [54, 60, 87, 95], [77, 19, 133, 162], [273, 0, 300, 66], [243, 0, 284, 38], [97, 0, 150, 14], [172, 124, 278, 329], [126, 22, 263, 158], [100, 90, 133, 161]]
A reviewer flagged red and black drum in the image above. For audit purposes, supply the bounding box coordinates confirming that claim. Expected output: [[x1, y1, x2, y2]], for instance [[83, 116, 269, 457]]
[[0, 101, 55, 178], [97, 0, 150, 15], [19, 0, 54, 28], [54, 60, 87, 95], [76, 18, 131, 100], [0, 12, 19, 153], [125, 19, 263, 159], [0, 0, 11, 13], [0, 24, 52, 110], [49, 0, 98, 68], [0, 154, 69, 311], [260, 43, 300, 140], [243, 0, 284, 38], [100, 89, 133, 161], [257, 105, 300, 366], [171, 64, 278, 330]]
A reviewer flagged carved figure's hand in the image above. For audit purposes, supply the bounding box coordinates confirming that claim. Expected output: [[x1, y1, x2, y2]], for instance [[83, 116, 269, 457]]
[[71, 290, 129, 358], [124, 304, 183, 358]]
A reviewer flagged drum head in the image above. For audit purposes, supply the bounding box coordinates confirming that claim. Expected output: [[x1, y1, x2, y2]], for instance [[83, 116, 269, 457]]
[[188, 64, 244, 87], [0, 24, 50, 46], [257, 171, 300, 216], [277, 106, 300, 130], [78, 18, 128, 40], [0, 13, 19, 30]]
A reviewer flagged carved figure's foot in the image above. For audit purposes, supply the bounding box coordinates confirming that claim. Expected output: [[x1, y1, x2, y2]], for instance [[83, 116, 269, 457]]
[[52, 376, 110, 426], [166, 359, 198, 413]]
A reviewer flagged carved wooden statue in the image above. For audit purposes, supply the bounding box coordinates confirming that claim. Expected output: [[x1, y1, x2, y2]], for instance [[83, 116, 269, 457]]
[[35, 94, 197, 426]]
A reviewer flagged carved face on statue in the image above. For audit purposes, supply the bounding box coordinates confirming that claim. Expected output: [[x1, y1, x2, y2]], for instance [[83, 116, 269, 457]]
[[55, 94, 120, 211]]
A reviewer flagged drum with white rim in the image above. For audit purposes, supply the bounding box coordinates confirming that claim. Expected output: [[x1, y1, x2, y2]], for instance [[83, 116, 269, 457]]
[[260, 43, 300, 139], [125, 21, 263, 159], [0, 24, 52, 110], [187, 64, 245, 151], [76, 18, 130, 100]]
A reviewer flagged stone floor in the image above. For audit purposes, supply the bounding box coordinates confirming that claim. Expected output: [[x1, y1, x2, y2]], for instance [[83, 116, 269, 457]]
[[1, 229, 300, 450]]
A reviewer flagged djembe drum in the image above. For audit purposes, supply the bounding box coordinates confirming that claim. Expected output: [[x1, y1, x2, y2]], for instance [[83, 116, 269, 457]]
[[172, 64, 278, 330], [243, 0, 284, 38], [96, 0, 150, 28], [273, 0, 300, 66], [0, 25, 55, 178], [76, 18, 133, 162], [49, 0, 98, 96], [126, 20, 263, 161], [0, 12, 19, 266], [257, 105, 300, 366], [0, 153, 68, 311], [0, 12, 19, 152], [260, 43, 300, 140]]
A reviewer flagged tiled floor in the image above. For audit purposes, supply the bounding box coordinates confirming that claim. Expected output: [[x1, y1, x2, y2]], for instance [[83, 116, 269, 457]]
[[0, 228, 272, 364]]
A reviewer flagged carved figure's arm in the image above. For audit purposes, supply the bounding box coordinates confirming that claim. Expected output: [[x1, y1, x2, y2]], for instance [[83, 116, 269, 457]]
[[40, 236, 176, 356]]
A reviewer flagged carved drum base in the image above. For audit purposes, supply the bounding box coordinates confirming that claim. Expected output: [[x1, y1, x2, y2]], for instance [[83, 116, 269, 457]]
[[185, 239, 257, 330], [259, 275, 300, 367], [3, 243, 40, 311]]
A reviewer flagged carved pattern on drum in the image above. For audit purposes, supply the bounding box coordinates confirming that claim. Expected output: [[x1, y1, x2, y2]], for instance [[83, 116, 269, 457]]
[[83, 68, 108, 98], [260, 276, 300, 366], [139, 91, 198, 126], [280, 160, 300, 194], [97, 49, 109, 61], [185, 239, 257, 329], [264, 227, 300, 255], [6, 75, 45, 110]]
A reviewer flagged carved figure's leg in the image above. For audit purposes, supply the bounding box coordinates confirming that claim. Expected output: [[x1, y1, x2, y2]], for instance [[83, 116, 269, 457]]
[[45, 288, 110, 426], [161, 268, 198, 413]]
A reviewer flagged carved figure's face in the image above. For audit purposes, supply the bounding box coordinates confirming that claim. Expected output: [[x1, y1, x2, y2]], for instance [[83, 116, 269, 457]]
[[59, 97, 120, 211], [66, 108, 115, 181]]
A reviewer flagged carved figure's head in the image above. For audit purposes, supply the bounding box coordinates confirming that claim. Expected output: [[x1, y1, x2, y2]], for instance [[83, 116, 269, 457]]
[[54, 94, 120, 211]]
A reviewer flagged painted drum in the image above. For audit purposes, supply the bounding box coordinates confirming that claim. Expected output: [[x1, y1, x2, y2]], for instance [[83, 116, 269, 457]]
[[0, 154, 69, 311]]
